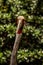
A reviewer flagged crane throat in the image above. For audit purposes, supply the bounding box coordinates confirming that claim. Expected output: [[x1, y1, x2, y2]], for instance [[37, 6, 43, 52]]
[[17, 25, 23, 34], [16, 19, 24, 34]]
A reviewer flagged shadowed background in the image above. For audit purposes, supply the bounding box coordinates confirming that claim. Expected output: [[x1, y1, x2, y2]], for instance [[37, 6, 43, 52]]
[[0, 0, 43, 65]]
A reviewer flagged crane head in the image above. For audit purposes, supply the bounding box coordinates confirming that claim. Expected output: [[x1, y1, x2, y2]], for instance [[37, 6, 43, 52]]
[[16, 16, 25, 34], [17, 16, 25, 24]]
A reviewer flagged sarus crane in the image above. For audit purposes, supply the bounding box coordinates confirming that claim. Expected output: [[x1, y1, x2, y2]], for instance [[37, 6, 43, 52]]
[[10, 16, 25, 65]]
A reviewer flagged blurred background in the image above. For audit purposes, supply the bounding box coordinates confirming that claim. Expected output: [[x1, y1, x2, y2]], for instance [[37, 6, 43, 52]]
[[0, 0, 43, 65]]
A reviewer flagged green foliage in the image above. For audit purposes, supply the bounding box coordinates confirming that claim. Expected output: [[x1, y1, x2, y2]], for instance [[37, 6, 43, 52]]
[[17, 49, 43, 63], [5, 23, 16, 38], [0, 50, 11, 64], [0, 0, 43, 65], [0, 52, 6, 64]]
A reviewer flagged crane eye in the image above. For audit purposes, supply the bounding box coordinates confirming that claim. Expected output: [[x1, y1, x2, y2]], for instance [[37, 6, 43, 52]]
[[22, 19, 25, 22]]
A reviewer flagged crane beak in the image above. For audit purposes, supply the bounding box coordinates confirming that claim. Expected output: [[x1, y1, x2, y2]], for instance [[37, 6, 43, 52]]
[[16, 20, 22, 33]]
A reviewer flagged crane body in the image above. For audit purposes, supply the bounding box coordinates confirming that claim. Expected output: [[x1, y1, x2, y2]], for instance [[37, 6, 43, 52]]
[[10, 16, 25, 65]]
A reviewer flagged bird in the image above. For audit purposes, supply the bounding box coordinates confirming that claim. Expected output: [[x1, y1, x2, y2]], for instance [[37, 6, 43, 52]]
[[10, 16, 25, 65]]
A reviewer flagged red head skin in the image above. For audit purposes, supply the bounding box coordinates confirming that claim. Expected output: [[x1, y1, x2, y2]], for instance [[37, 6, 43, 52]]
[[16, 16, 25, 34]]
